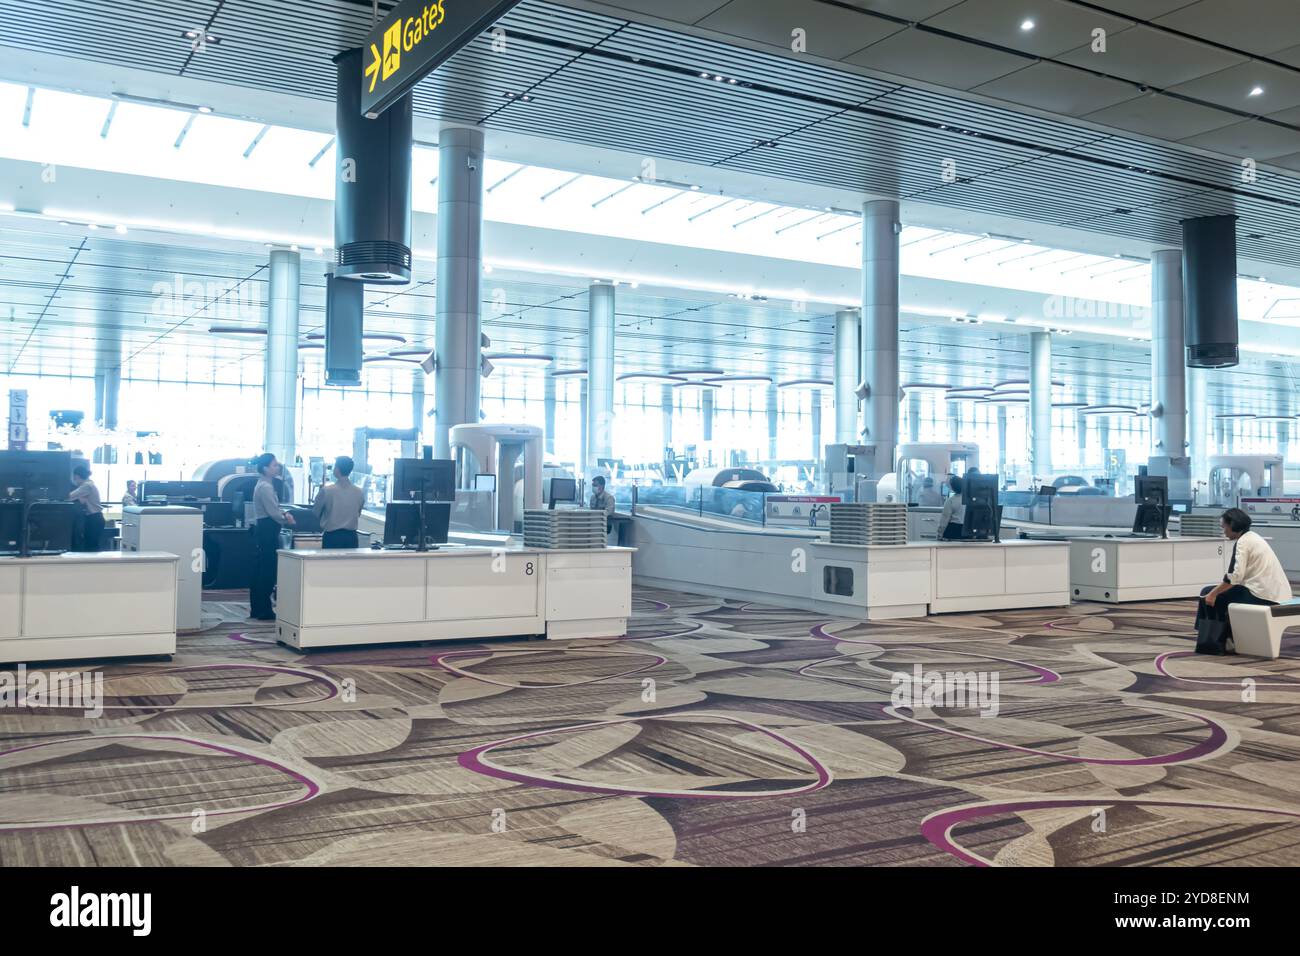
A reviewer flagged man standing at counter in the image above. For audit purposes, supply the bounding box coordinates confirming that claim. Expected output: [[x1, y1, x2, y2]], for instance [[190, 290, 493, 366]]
[[313, 455, 365, 550], [249, 453, 294, 621]]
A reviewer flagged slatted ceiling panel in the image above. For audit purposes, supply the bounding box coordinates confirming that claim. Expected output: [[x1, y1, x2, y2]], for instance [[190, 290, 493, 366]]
[[874, 86, 1110, 153], [521, 71, 839, 161], [181, 1, 365, 99], [602, 23, 900, 104], [0, 0, 219, 72]]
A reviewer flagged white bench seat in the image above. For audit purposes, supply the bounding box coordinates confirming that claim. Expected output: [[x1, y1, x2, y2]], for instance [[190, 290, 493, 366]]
[[1228, 601, 1300, 659]]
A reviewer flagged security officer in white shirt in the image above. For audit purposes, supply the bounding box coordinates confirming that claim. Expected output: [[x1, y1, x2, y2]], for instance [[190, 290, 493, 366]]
[[1197, 508, 1292, 652]]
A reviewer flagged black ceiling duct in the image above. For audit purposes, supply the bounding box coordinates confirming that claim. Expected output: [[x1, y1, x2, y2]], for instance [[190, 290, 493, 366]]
[[324, 273, 364, 387], [1181, 214, 1239, 369], [333, 48, 412, 284]]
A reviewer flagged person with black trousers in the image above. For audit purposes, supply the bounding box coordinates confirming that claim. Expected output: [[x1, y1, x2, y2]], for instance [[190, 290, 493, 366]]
[[1195, 507, 1291, 654], [249, 452, 294, 621], [68, 465, 105, 552], [312, 455, 365, 549]]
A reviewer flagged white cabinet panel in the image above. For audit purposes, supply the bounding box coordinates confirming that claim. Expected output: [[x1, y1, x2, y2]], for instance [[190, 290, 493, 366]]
[[0, 566, 21, 640], [428, 553, 538, 621], [935, 547, 1005, 598], [23, 561, 174, 638], [300, 557, 426, 626]]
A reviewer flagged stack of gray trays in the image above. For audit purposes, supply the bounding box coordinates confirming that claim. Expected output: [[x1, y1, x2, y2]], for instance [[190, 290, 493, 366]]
[[1177, 513, 1223, 538], [829, 502, 908, 546], [523, 509, 608, 549]]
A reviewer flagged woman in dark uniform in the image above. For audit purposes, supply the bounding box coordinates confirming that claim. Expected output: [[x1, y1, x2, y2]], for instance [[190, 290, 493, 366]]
[[248, 452, 294, 621]]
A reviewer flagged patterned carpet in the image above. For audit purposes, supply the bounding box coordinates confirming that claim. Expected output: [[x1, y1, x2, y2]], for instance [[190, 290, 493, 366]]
[[3, 586, 1300, 867]]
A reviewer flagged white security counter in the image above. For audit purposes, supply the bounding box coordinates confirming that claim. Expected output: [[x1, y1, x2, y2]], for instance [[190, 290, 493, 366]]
[[929, 539, 1071, 613], [810, 540, 1070, 616], [809, 541, 934, 619], [275, 545, 632, 649], [0, 551, 178, 663], [631, 509, 1070, 619], [1068, 535, 1230, 602]]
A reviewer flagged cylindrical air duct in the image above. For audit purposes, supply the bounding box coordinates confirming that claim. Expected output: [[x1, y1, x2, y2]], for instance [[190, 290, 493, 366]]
[[324, 273, 364, 386], [1181, 215, 1238, 369], [333, 48, 413, 283]]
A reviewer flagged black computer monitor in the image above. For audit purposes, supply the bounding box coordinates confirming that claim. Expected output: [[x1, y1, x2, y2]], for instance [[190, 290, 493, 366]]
[[1133, 475, 1170, 537], [548, 477, 577, 509], [0, 500, 22, 553], [0, 450, 73, 501], [961, 472, 1001, 542], [26, 502, 78, 554], [200, 500, 237, 528], [392, 458, 455, 503], [383, 501, 450, 548]]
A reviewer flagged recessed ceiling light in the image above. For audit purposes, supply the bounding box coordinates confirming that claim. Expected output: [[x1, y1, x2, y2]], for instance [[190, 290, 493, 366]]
[[196, 105, 213, 114], [114, 224, 127, 234], [1020, 19, 1035, 31], [1249, 85, 1265, 97]]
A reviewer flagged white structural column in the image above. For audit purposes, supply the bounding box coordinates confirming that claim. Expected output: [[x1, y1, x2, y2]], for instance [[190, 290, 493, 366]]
[[907, 391, 922, 442], [264, 247, 301, 461], [661, 384, 674, 450], [578, 379, 588, 472], [766, 384, 779, 461], [860, 201, 900, 476], [411, 369, 425, 442], [833, 308, 860, 444], [1187, 366, 1208, 490], [1151, 248, 1187, 458], [585, 282, 615, 473], [810, 395, 822, 461], [433, 126, 484, 459], [1029, 331, 1052, 481], [702, 388, 715, 443], [102, 366, 121, 431], [543, 372, 557, 457], [998, 406, 1009, 475]]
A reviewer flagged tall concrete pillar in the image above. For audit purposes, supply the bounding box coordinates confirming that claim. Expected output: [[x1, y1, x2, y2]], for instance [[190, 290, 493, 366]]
[[1151, 249, 1187, 459], [810, 394, 822, 462], [1076, 411, 1088, 466], [834, 308, 860, 444], [411, 369, 425, 443], [860, 200, 900, 476], [766, 384, 779, 461], [997, 406, 1009, 476], [544, 372, 556, 457], [433, 126, 484, 459], [908, 390, 922, 442], [661, 384, 674, 450], [1187, 366, 1208, 490], [264, 247, 301, 461], [102, 366, 121, 431], [579, 379, 588, 473], [702, 388, 715, 443], [1098, 418, 1111, 457], [947, 403, 960, 444], [586, 283, 615, 472], [1029, 330, 1052, 481], [93, 371, 106, 425]]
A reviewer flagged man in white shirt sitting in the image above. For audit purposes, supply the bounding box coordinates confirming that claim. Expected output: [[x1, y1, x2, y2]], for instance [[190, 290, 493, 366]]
[[1196, 507, 1293, 654]]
